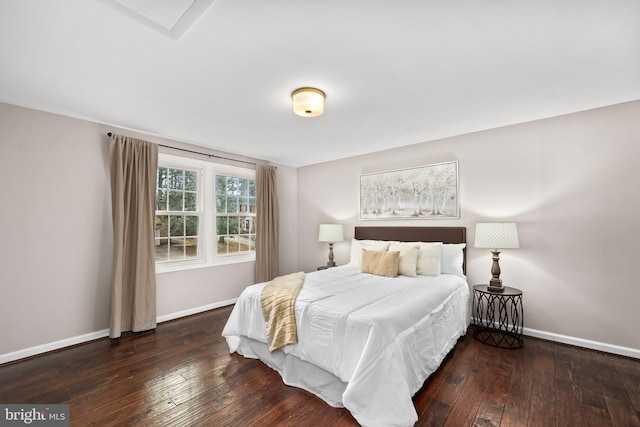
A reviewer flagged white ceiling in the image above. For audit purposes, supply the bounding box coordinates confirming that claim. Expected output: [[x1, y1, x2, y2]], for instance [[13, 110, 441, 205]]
[[1, 0, 639, 167]]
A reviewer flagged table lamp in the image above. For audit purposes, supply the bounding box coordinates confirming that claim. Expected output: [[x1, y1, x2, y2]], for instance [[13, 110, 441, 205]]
[[318, 224, 344, 267], [474, 222, 519, 292]]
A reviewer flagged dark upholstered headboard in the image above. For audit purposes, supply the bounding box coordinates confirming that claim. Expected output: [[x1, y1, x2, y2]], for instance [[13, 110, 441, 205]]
[[354, 226, 466, 244], [354, 226, 467, 273]]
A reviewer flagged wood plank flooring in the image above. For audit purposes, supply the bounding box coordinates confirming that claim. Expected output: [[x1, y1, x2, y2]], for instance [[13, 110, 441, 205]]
[[1, 305, 639, 426]]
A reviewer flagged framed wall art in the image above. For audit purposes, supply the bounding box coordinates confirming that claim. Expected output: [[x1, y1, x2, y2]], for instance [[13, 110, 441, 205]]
[[360, 161, 459, 220]]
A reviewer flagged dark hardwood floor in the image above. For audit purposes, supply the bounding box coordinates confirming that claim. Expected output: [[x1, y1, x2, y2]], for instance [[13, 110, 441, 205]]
[[1, 305, 639, 426]]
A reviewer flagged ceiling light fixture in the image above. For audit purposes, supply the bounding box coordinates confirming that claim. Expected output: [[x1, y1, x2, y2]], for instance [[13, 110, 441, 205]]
[[292, 87, 325, 117]]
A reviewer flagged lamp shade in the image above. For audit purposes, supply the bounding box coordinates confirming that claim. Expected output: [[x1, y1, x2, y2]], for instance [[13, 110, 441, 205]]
[[318, 224, 344, 242], [474, 223, 519, 249], [292, 87, 325, 117]]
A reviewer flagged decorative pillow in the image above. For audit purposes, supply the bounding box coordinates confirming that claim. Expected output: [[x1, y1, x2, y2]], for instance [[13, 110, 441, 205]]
[[361, 249, 400, 277], [441, 243, 466, 276], [388, 243, 420, 277], [349, 239, 391, 268], [416, 242, 443, 276]]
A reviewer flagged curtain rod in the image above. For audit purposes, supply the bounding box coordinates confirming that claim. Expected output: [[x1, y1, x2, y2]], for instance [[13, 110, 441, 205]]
[[107, 132, 257, 167]]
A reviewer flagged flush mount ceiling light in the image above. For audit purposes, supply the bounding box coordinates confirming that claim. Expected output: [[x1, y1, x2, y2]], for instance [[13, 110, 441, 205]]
[[291, 87, 325, 117]]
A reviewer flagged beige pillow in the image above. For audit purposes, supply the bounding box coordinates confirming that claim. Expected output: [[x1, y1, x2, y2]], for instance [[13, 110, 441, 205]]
[[361, 249, 400, 277], [388, 243, 420, 277], [416, 242, 443, 276]]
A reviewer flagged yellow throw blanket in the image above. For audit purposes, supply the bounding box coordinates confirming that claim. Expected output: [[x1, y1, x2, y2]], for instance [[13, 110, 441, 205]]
[[260, 271, 305, 352]]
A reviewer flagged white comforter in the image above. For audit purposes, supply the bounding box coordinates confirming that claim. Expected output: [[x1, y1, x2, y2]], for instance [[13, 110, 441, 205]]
[[222, 265, 470, 427]]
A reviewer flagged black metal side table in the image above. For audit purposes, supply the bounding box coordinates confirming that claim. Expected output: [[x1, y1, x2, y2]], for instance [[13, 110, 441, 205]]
[[472, 285, 524, 348]]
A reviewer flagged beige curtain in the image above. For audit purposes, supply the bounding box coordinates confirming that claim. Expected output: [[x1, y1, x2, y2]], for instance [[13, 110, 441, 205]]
[[109, 134, 158, 338], [255, 164, 279, 283]]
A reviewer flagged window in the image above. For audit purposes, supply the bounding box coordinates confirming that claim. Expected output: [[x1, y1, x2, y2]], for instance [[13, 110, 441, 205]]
[[155, 166, 201, 262], [154, 153, 257, 272], [215, 175, 257, 256]]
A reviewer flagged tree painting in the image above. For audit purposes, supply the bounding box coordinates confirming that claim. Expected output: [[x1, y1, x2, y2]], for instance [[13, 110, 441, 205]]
[[360, 161, 458, 219]]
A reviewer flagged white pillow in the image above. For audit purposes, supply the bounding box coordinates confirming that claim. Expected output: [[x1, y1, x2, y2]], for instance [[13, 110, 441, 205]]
[[441, 243, 466, 276], [349, 239, 391, 268], [388, 243, 420, 277], [416, 242, 443, 276]]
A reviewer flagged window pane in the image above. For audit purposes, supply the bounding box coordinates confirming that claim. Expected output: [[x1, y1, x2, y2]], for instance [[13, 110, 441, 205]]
[[170, 215, 184, 236], [216, 216, 228, 235], [185, 216, 198, 236], [249, 180, 256, 197], [238, 232, 250, 251], [229, 216, 241, 234], [227, 176, 239, 196], [169, 190, 183, 211], [239, 178, 249, 196], [185, 238, 198, 259], [217, 235, 228, 255], [154, 238, 169, 262], [156, 190, 167, 210], [239, 197, 249, 213], [215, 195, 226, 213], [228, 235, 240, 253], [184, 192, 197, 211], [157, 167, 168, 190], [168, 168, 184, 190], [154, 215, 169, 262], [227, 197, 238, 213], [215, 175, 226, 193], [239, 215, 253, 252], [168, 239, 185, 261], [155, 215, 168, 237], [240, 216, 251, 234], [249, 197, 256, 213], [185, 170, 197, 191]]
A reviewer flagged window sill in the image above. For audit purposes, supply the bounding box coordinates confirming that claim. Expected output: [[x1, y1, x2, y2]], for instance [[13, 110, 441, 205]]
[[155, 254, 256, 274]]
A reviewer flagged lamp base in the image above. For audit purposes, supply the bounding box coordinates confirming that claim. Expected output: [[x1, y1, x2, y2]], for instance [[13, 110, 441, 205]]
[[326, 243, 336, 268], [488, 250, 504, 292], [488, 278, 504, 293]]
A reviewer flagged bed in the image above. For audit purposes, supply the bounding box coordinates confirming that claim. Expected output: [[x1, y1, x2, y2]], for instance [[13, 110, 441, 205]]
[[222, 226, 470, 426]]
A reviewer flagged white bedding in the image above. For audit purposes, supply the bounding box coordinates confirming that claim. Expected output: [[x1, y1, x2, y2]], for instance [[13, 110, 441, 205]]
[[222, 265, 470, 427]]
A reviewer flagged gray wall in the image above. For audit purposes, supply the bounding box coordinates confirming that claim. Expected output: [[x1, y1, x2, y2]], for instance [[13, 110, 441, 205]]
[[297, 101, 640, 354], [2, 100, 639, 361], [0, 102, 298, 361]]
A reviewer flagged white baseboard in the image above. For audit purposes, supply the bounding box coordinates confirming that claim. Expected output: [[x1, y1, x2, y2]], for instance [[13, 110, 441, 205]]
[[156, 298, 237, 323], [523, 326, 640, 359], [469, 315, 640, 359], [0, 329, 110, 365], [3, 304, 637, 365], [0, 298, 238, 365]]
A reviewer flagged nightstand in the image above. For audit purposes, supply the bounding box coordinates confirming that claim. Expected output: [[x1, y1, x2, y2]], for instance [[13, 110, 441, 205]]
[[472, 285, 524, 348]]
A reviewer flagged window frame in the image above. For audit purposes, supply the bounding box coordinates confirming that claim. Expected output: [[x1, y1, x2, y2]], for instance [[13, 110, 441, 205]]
[[155, 153, 257, 274]]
